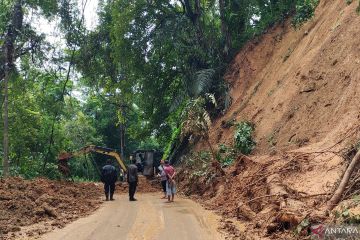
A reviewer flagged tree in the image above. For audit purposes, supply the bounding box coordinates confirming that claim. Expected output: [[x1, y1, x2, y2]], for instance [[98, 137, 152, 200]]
[[2, 0, 23, 177], [180, 94, 223, 174], [219, 0, 231, 58]]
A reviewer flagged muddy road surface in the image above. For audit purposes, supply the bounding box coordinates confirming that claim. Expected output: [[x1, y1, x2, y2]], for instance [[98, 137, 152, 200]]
[[41, 193, 224, 240]]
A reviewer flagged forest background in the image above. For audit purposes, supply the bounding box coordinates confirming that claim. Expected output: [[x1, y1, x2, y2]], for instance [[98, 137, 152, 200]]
[[0, 0, 320, 180]]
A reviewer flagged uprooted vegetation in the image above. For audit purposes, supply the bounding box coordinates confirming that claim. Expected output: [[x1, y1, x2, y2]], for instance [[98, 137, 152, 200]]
[[179, 134, 360, 239]]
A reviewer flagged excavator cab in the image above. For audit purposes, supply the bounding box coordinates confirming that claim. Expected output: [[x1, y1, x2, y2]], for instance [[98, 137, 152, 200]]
[[132, 150, 162, 178]]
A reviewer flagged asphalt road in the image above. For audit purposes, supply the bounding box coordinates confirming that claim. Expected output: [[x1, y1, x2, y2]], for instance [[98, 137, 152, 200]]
[[41, 193, 223, 240]]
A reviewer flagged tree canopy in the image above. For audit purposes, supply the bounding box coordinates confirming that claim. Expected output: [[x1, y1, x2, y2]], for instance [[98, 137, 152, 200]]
[[0, 0, 317, 180]]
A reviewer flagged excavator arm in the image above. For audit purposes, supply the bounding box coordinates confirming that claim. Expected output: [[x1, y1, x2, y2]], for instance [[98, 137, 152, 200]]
[[58, 145, 127, 177]]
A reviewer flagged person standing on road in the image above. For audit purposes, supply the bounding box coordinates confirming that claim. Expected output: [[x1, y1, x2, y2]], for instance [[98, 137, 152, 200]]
[[101, 159, 117, 201], [164, 160, 176, 202], [157, 159, 167, 199], [127, 157, 138, 201]]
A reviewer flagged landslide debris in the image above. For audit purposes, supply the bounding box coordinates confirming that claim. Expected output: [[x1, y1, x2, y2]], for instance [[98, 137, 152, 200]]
[[117, 175, 161, 193], [0, 175, 161, 239], [0, 177, 102, 239], [181, 0, 360, 238], [178, 153, 336, 239]]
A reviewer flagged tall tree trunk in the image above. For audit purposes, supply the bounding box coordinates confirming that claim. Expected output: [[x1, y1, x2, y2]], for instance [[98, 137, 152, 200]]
[[219, 0, 232, 59], [120, 123, 125, 159], [3, 60, 10, 177], [2, 0, 23, 177], [193, 0, 204, 47], [183, 0, 205, 48], [119, 107, 126, 159]]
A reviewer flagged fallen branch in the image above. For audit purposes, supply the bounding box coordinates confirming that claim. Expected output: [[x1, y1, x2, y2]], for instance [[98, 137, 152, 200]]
[[239, 194, 281, 207], [297, 193, 331, 199], [326, 150, 360, 211]]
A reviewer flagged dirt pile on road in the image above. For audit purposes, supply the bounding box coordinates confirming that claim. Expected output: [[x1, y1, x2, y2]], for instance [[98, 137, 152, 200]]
[[117, 175, 160, 193], [0, 177, 102, 239]]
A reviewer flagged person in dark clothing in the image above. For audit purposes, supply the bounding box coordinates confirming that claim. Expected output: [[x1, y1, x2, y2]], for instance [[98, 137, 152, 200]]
[[101, 159, 117, 201], [137, 154, 144, 173], [127, 158, 138, 201]]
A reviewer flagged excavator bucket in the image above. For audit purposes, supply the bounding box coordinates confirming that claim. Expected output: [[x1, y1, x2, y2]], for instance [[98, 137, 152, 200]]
[[57, 152, 72, 177], [58, 152, 73, 161]]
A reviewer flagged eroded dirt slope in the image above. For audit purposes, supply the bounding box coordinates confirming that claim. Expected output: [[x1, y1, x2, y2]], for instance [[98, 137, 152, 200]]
[[202, 0, 360, 154], [184, 0, 360, 239]]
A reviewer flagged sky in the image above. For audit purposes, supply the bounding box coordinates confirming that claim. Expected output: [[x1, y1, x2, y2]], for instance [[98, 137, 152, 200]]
[[31, 0, 99, 43], [81, 0, 99, 30], [26, 0, 100, 101]]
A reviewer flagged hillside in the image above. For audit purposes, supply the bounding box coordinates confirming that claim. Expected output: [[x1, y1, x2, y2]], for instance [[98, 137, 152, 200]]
[[1, 0, 360, 239], [183, 0, 360, 238], [207, 0, 360, 154]]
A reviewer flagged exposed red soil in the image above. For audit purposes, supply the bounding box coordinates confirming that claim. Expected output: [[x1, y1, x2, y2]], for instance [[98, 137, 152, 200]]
[[0, 177, 103, 239], [116, 175, 161, 193], [197, 0, 360, 154], [0, 175, 160, 239], [181, 0, 360, 239], [178, 152, 352, 239]]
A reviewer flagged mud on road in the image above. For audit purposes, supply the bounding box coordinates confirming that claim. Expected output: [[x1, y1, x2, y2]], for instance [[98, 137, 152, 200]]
[[0, 176, 183, 240], [0, 177, 103, 239]]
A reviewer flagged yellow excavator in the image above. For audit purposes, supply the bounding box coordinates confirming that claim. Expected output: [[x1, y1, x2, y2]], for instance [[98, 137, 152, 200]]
[[57, 145, 127, 179]]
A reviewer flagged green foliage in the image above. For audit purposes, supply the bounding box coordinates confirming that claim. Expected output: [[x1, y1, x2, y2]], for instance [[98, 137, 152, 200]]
[[183, 151, 212, 179], [334, 204, 360, 224], [71, 0, 322, 163], [0, 0, 101, 180], [217, 144, 237, 167], [0, 0, 322, 179], [234, 122, 256, 155], [63, 111, 102, 149], [163, 127, 181, 159], [294, 218, 310, 235], [292, 0, 319, 28], [357, 0, 360, 14]]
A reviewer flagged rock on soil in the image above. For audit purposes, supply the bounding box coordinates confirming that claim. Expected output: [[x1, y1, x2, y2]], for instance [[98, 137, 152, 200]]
[[0, 177, 103, 239]]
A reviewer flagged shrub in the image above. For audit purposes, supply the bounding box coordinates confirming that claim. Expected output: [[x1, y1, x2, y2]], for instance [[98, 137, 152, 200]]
[[217, 144, 237, 167], [163, 126, 181, 159], [234, 122, 256, 155], [292, 0, 319, 28]]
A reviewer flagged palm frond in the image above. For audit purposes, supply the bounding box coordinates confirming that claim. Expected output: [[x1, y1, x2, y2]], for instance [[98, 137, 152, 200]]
[[169, 90, 186, 113], [186, 68, 215, 97]]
